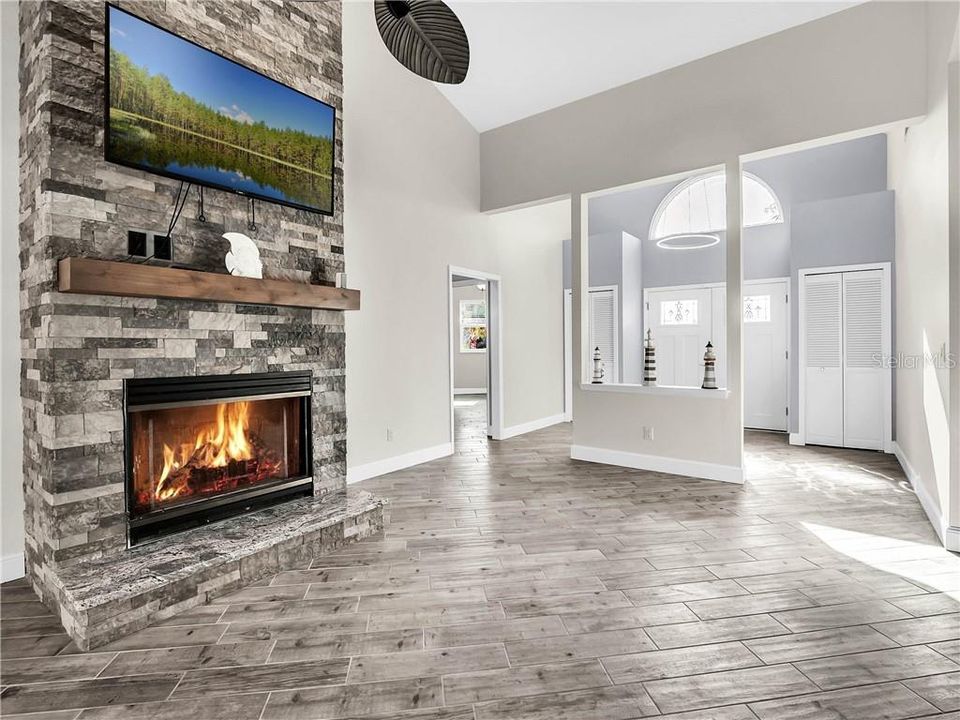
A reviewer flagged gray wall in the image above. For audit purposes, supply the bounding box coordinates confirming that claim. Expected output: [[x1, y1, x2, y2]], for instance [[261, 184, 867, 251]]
[[791, 190, 896, 433], [563, 232, 642, 381]]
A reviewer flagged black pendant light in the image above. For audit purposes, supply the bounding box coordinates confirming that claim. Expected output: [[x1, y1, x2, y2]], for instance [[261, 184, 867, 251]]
[[375, 0, 470, 84]]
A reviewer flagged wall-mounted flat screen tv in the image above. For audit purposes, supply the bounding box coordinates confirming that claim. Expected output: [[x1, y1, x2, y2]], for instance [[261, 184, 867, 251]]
[[105, 4, 335, 215]]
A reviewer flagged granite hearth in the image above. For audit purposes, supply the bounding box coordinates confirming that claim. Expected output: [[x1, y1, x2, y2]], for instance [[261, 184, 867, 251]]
[[53, 489, 383, 650]]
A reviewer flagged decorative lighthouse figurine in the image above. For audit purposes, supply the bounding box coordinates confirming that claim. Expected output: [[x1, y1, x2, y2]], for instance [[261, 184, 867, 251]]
[[643, 329, 657, 386], [702, 341, 718, 389], [591, 347, 605, 384]]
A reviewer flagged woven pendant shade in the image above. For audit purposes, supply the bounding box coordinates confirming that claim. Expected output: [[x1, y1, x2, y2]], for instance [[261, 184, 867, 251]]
[[375, 0, 469, 84]]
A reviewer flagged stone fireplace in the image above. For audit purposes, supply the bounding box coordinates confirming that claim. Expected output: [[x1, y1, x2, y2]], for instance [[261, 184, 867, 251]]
[[18, 0, 383, 650], [125, 371, 315, 545]]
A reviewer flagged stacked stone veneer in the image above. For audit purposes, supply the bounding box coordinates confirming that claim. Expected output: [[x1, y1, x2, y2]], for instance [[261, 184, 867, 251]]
[[19, 0, 349, 612]]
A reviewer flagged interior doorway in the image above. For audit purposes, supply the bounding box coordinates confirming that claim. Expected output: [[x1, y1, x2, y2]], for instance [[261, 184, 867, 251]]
[[448, 266, 503, 448]]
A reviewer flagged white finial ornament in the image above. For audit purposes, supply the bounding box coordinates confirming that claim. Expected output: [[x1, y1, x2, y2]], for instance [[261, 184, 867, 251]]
[[223, 232, 263, 278]]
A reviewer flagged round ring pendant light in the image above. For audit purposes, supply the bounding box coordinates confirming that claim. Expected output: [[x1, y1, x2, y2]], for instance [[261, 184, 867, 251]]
[[655, 233, 720, 250], [375, 0, 470, 84]]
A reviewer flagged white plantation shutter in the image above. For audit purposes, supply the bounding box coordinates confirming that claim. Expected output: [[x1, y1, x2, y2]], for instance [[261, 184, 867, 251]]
[[589, 288, 618, 383], [843, 271, 883, 368], [804, 273, 842, 368]]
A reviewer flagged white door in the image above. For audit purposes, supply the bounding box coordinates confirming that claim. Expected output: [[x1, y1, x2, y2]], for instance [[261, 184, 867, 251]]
[[743, 281, 788, 431], [588, 287, 619, 383], [563, 289, 572, 419], [842, 270, 885, 449], [803, 273, 844, 447], [646, 287, 713, 387], [802, 269, 889, 450]]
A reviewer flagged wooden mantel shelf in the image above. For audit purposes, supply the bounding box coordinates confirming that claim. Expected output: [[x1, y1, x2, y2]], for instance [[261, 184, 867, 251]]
[[58, 257, 360, 311]]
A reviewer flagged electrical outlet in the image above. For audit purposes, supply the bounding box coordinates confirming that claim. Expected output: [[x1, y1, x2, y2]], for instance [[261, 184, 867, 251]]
[[153, 235, 172, 261], [127, 230, 148, 257], [127, 229, 173, 261], [642, 426, 654, 441], [386, 428, 394, 442]]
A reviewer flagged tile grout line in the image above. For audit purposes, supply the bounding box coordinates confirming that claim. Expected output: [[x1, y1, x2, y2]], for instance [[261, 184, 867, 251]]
[[164, 671, 187, 701]]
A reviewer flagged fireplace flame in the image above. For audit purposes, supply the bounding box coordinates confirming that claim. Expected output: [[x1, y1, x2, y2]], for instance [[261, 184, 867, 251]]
[[155, 402, 254, 501]]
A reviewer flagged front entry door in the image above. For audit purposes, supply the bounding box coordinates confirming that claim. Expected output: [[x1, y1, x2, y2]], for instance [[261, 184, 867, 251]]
[[743, 281, 789, 430], [646, 287, 713, 387]]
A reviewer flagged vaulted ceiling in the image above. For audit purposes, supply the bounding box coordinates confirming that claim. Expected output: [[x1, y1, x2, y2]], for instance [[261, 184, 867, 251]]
[[437, 1, 858, 132]]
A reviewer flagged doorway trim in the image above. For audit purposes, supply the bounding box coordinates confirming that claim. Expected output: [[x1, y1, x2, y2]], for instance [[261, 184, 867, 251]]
[[449, 265, 504, 442], [796, 261, 893, 452], [563, 289, 573, 421]]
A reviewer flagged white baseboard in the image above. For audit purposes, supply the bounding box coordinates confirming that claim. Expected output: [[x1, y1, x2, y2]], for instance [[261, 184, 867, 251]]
[[570, 444, 743, 484], [347, 443, 453, 484], [454, 388, 487, 395], [788, 433, 804, 446], [499, 413, 567, 440], [891, 441, 959, 549], [1, 552, 25, 582]]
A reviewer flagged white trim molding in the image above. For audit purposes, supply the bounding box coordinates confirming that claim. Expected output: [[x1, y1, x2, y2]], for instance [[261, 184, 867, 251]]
[[347, 443, 453, 485], [500, 413, 567, 440], [892, 442, 960, 551], [1, 552, 25, 582], [570, 445, 743, 485], [449, 265, 504, 443], [580, 383, 730, 399], [789, 433, 804, 446], [454, 388, 487, 395]]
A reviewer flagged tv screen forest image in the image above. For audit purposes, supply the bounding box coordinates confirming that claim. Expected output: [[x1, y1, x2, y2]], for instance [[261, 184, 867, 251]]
[[107, 6, 335, 214]]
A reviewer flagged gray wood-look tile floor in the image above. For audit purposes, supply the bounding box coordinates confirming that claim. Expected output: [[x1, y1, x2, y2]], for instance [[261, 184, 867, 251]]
[[2, 396, 958, 719]]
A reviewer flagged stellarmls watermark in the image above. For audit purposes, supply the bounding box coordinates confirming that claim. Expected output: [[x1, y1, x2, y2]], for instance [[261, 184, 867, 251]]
[[872, 351, 956, 369]]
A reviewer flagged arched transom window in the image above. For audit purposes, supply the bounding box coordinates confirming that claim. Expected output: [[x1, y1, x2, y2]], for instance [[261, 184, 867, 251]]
[[650, 171, 783, 248]]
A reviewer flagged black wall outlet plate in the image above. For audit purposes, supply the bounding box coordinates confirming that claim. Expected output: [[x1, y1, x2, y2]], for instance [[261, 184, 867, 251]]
[[127, 230, 147, 257], [153, 235, 172, 261]]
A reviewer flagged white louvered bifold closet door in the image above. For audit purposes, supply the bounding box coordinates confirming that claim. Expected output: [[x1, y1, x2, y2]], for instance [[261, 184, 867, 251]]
[[842, 270, 885, 449], [804, 273, 844, 447], [589, 288, 619, 383]]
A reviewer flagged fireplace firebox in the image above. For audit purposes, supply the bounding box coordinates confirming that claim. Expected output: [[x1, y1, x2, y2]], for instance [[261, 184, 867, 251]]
[[124, 371, 314, 545]]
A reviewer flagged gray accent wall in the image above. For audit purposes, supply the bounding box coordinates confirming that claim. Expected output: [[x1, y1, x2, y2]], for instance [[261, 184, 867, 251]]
[[791, 189, 896, 433], [563, 231, 642, 381]]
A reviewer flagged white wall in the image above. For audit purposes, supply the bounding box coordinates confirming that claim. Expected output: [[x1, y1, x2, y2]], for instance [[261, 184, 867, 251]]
[[491, 201, 568, 431], [343, 0, 567, 476], [480, 2, 928, 481], [452, 285, 488, 392], [1, 0, 24, 581], [887, 2, 960, 547]]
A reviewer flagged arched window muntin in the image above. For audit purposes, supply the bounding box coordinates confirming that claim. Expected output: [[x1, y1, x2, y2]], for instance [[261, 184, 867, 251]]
[[649, 170, 784, 243]]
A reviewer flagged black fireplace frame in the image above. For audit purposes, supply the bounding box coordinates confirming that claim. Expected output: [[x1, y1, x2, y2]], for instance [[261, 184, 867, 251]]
[[123, 371, 314, 546]]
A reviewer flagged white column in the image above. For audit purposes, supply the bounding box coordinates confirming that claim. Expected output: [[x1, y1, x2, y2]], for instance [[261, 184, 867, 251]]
[[725, 158, 744, 467], [947, 59, 960, 549]]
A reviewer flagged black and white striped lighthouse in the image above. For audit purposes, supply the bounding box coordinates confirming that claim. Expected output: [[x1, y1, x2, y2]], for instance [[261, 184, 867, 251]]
[[643, 329, 657, 386], [702, 341, 718, 390]]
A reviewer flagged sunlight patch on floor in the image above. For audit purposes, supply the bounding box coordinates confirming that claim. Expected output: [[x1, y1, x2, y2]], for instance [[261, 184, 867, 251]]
[[802, 521, 960, 599]]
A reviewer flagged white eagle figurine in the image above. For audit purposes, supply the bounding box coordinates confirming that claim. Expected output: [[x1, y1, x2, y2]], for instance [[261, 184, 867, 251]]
[[223, 232, 263, 279]]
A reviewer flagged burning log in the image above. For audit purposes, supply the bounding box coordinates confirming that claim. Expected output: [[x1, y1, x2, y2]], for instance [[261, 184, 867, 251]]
[[153, 429, 279, 503]]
